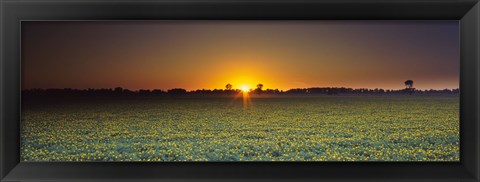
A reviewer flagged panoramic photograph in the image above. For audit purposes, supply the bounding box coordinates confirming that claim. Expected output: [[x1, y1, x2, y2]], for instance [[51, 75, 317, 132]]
[[21, 21, 459, 161]]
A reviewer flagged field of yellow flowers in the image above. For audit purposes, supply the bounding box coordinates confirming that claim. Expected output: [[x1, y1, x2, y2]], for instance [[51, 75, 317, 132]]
[[21, 96, 459, 161]]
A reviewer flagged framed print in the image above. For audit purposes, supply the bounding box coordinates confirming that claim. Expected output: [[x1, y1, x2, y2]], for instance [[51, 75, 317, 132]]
[[1, 0, 479, 181], [20, 20, 460, 162]]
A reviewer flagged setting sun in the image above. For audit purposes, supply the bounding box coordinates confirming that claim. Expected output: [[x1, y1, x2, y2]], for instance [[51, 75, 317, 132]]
[[240, 85, 250, 92]]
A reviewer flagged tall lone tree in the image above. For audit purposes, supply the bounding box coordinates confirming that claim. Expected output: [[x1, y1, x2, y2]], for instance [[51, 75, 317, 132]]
[[225, 83, 232, 90], [405, 80, 414, 89], [404, 80, 414, 95]]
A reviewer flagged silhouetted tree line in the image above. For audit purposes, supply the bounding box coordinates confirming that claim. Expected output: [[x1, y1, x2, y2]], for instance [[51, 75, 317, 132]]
[[22, 87, 460, 98], [284, 87, 459, 95]]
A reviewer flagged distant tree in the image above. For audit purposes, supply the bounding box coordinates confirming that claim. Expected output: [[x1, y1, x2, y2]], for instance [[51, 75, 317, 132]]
[[114, 87, 123, 93], [253, 83, 264, 94], [405, 80, 414, 89], [404, 80, 414, 95], [256, 84, 264, 91], [225, 83, 232, 90]]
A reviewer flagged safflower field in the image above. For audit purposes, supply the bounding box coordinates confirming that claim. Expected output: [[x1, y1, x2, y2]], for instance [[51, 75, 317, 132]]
[[21, 95, 459, 161]]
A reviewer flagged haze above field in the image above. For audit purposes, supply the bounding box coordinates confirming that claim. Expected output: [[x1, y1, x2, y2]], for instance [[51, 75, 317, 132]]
[[22, 21, 459, 91]]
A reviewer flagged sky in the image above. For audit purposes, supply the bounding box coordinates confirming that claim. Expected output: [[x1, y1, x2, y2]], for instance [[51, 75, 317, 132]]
[[22, 21, 459, 91]]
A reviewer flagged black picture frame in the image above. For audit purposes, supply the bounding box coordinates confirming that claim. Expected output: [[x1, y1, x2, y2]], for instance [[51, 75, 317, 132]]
[[1, 0, 479, 181]]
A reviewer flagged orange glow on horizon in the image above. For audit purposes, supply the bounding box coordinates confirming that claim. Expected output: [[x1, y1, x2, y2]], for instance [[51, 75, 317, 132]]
[[239, 84, 251, 92]]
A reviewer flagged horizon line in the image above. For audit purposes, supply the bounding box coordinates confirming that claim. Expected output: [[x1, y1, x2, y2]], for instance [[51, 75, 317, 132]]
[[21, 86, 461, 92]]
